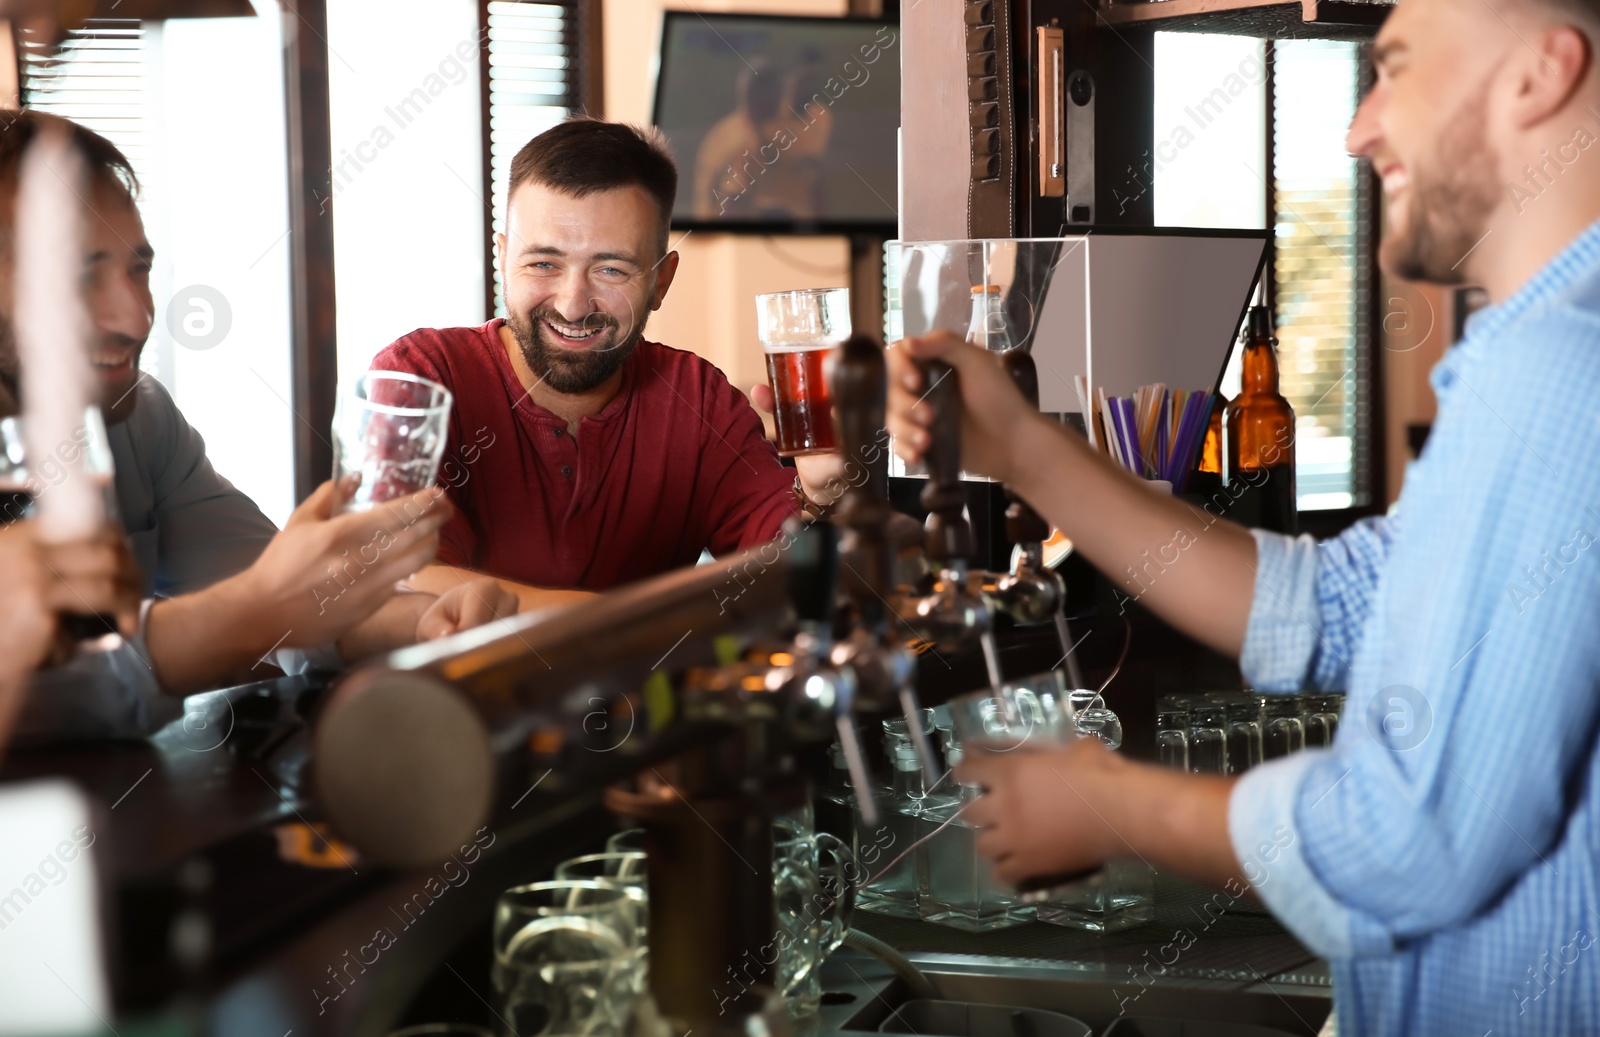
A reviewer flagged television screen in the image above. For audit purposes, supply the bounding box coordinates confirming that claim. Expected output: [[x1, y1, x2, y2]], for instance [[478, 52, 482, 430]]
[[652, 12, 900, 232]]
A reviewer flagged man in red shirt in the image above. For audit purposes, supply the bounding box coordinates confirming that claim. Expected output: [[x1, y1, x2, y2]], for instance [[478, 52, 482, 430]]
[[377, 119, 841, 608]]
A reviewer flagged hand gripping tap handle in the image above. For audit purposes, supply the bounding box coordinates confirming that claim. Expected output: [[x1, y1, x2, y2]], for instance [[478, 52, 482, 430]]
[[917, 359, 972, 564], [831, 336, 894, 626]]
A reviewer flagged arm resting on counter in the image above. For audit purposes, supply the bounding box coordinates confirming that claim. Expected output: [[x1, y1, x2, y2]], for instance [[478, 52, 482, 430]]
[[406, 564, 594, 616]]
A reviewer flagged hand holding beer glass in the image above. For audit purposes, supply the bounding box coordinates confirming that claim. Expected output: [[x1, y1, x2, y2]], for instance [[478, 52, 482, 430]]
[[756, 288, 850, 457]]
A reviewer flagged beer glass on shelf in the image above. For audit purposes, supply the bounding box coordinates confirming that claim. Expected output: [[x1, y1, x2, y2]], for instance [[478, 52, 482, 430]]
[[1187, 698, 1230, 775], [491, 880, 643, 1037], [331, 370, 452, 512], [1262, 693, 1307, 759], [772, 817, 855, 1018], [755, 287, 850, 457], [1225, 693, 1265, 774], [1156, 698, 1191, 771]]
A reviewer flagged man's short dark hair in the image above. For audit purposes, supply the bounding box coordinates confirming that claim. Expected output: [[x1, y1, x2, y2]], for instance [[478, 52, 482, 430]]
[[0, 109, 139, 207], [506, 118, 677, 253]]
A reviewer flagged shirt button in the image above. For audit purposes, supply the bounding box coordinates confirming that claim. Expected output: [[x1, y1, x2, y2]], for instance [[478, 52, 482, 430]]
[[561, 465, 573, 477], [554, 428, 564, 438]]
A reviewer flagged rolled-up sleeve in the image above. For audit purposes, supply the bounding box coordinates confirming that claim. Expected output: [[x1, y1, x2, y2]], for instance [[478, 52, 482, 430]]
[[1229, 750, 1396, 957], [1242, 516, 1398, 693]]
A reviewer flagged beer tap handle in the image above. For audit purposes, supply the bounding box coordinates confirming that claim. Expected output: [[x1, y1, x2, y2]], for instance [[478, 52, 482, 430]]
[[918, 359, 972, 564], [787, 517, 839, 627], [835, 715, 878, 827], [898, 684, 942, 788], [998, 351, 1052, 548], [831, 336, 893, 625]]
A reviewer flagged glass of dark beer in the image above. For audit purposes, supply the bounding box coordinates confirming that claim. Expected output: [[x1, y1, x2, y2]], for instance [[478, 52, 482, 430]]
[[756, 288, 850, 457]]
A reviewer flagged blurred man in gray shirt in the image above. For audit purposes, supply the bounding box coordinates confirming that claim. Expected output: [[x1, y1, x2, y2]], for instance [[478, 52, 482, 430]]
[[0, 112, 516, 742]]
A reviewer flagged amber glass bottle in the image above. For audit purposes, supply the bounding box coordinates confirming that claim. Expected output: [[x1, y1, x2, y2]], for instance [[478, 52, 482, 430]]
[[1200, 396, 1226, 474], [1224, 306, 1297, 534]]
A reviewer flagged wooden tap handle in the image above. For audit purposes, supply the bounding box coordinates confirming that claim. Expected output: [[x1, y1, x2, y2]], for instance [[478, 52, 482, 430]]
[[998, 351, 1051, 545], [917, 359, 971, 563], [831, 336, 890, 515], [831, 336, 893, 618]]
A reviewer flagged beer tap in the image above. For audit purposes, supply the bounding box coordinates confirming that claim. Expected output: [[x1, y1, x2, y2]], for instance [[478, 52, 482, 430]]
[[771, 516, 882, 825], [982, 350, 1086, 689], [829, 336, 941, 788], [904, 359, 1000, 693]]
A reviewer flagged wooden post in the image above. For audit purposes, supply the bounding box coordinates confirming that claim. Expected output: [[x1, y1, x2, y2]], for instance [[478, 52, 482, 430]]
[[282, 0, 338, 503]]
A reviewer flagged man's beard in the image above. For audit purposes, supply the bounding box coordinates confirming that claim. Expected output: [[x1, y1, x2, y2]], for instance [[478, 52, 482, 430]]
[[505, 304, 647, 395], [1382, 80, 1502, 286]]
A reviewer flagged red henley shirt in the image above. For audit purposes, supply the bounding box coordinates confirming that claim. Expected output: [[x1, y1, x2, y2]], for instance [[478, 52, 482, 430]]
[[372, 319, 797, 592]]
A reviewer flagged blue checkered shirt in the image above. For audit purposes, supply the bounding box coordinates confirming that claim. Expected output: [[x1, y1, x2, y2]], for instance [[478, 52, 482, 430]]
[[1232, 218, 1600, 1036]]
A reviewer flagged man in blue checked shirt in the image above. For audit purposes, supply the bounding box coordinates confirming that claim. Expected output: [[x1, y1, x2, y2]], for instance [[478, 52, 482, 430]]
[[887, 0, 1600, 1032]]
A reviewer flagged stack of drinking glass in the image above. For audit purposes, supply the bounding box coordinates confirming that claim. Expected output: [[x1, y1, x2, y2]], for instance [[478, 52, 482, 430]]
[[494, 820, 854, 1033], [1157, 690, 1347, 775]]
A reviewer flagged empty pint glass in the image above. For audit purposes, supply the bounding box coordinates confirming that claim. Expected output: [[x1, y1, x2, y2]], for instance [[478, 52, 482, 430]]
[[756, 288, 849, 457], [332, 370, 452, 512]]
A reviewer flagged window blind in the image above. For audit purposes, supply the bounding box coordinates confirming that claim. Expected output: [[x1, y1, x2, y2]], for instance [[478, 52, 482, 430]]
[[20, 19, 162, 387], [486, 0, 574, 316], [20, 19, 154, 194]]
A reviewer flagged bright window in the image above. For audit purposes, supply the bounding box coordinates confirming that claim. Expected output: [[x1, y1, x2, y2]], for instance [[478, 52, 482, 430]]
[[326, 0, 490, 381], [1155, 33, 1372, 512], [25, 12, 298, 526]]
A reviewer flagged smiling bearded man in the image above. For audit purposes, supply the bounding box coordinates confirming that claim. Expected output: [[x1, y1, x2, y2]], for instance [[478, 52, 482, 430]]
[[376, 118, 845, 612]]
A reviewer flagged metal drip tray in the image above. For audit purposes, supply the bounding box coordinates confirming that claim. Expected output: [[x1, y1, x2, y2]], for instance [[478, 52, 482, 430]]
[[815, 946, 1331, 1037]]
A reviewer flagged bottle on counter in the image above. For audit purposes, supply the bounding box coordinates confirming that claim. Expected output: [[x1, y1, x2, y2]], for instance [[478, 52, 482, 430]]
[[1201, 395, 1225, 475], [960, 285, 1015, 483], [1224, 306, 1298, 534], [966, 284, 1014, 354], [1189, 395, 1228, 497]]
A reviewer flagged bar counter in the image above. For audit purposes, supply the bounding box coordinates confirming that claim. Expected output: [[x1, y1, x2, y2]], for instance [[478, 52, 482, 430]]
[[0, 634, 1330, 1037]]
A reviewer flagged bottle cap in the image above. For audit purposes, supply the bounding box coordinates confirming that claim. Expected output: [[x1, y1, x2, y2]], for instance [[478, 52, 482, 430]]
[[971, 284, 1002, 294], [1246, 305, 1274, 343]]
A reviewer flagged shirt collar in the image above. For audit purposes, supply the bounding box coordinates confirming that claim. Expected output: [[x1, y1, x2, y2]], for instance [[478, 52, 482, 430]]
[[1458, 216, 1600, 355], [1434, 216, 1600, 392]]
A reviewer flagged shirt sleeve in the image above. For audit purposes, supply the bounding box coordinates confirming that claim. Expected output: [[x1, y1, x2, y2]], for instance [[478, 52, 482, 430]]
[[695, 368, 800, 556], [1241, 515, 1398, 693], [1231, 308, 1600, 959], [370, 340, 478, 568], [135, 382, 278, 597]]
